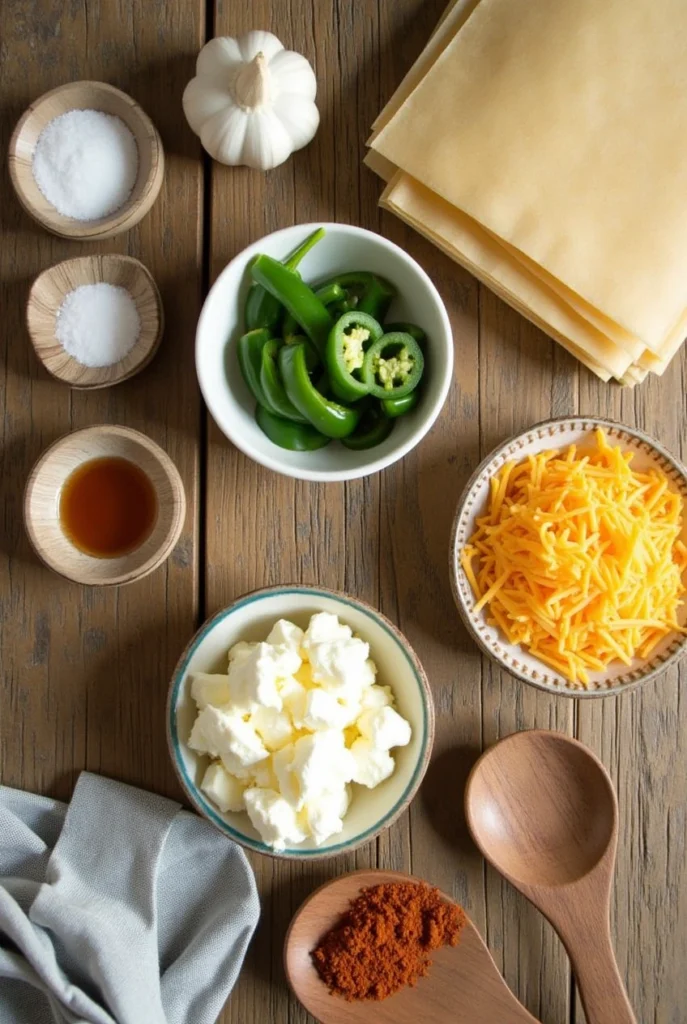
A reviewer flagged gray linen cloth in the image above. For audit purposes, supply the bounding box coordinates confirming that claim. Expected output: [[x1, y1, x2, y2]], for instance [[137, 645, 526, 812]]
[[0, 772, 260, 1024]]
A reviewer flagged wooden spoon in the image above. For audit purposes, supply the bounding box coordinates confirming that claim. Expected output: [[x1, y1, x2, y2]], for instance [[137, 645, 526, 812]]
[[465, 730, 636, 1024], [284, 869, 540, 1023]]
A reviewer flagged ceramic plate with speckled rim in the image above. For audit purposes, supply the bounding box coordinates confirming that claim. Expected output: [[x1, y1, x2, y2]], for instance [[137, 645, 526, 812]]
[[167, 586, 435, 859], [450, 418, 687, 697]]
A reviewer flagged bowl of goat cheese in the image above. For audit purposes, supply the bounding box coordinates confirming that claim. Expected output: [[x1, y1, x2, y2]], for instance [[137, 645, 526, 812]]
[[167, 586, 434, 858]]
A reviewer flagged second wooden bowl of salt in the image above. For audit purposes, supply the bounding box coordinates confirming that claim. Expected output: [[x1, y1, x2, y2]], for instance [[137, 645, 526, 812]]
[[26, 254, 164, 389]]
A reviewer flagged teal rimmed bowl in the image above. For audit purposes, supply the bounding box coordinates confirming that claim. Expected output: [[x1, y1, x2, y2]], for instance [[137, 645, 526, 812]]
[[167, 586, 435, 859]]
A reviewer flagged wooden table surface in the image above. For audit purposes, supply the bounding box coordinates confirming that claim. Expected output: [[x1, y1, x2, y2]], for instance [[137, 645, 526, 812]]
[[1, 2, 685, 1022]]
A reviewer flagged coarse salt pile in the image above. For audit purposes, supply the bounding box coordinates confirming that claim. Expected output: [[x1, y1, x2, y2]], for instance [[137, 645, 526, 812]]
[[33, 109, 138, 221], [55, 284, 141, 368]]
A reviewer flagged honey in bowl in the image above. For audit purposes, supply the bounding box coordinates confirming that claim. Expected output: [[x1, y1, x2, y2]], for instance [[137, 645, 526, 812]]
[[59, 456, 157, 558]]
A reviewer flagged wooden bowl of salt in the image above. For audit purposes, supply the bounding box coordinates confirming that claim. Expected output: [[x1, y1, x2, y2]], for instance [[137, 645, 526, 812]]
[[26, 254, 164, 389], [8, 80, 164, 240]]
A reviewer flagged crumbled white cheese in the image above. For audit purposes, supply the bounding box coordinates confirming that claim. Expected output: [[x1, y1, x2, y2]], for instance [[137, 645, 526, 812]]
[[308, 637, 372, 698], [187, 612, 412, 850], [302, 612, 352, 651], [228, 640, 258, 664], [357, 706, 412, 751], [266, 619, 304, 653], [200, 762, 246, 813], [250, 706, 293, 751], [227, 641, 301, 713], [244, 788, 308, 851], [188, 705, 269, 775], [190, 673, 231, 710], [305, 785, 351, 845], [359, 683, 393, 710], [350, 738, 395, 788], [302, 688, 351, 731], [289, 731, 355, 809]]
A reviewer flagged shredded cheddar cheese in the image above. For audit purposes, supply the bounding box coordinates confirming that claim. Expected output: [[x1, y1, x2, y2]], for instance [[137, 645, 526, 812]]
[[461, 429, 687, 686]]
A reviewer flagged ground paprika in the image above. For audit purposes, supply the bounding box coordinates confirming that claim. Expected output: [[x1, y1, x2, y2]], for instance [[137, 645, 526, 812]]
[[311, 881, 466, 1001]]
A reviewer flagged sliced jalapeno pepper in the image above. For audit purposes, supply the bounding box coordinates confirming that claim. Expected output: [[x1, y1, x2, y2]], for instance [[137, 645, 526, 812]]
[[237, 328, 276, 412], [282, 283, 345, 343], [251, 255, 333, 357], [255, 404, 331, 451], [381, 391, 420, 418], [325, 311, 383, 403], [260, 339, 308, 423], [361, 331, 425, 399], [279, 342, 360, 439], [383, 321, 427, 348], [341, 403, 395, 450], [245, 227, 325, 332]]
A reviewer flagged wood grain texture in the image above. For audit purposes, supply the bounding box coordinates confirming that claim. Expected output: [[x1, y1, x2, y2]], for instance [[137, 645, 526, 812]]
[[1, 1, 686, 1023], [0, 0, 203, 804]]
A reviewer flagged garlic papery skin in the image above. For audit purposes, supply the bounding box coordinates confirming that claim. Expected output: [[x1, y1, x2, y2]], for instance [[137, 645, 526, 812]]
[[183, 31, 319, 171]]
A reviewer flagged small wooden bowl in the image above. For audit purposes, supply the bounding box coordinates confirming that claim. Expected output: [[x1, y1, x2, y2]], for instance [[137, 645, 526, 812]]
[[24, 425, 186, 586], [8, 81, 164, 240], [26, 255, 164, 389]]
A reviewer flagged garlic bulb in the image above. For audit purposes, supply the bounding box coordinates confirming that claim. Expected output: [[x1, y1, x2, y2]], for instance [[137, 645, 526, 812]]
[[183, 31, 319, 171]]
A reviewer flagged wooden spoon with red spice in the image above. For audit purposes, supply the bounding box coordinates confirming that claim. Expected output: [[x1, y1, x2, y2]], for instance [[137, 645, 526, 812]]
[[284, 869, 540, 1023]]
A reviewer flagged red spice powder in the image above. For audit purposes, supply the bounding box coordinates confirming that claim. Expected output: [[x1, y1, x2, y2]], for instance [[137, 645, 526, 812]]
[[311, 881, 466, 1001]]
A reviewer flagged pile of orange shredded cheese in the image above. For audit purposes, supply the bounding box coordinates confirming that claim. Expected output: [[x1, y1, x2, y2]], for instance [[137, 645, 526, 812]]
[[461, 429, 687, 686]]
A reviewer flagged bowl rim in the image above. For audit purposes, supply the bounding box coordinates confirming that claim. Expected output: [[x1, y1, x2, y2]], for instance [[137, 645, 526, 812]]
[[195, 221, 454, 483], [8, 80, 164, 240], [25, 254, 164, 389], [23, 423, 186, 586], [166, 584, 436, 859], [449, 415, 687, 698]]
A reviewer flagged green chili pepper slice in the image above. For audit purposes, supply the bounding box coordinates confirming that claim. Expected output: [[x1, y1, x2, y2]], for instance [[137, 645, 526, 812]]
[[381, 391, 420, 418], [282, 283, 345, 343], [316, 271, 396, 322], [325, 311, 383, 403], [237, 328, 276, 412], [383, 322, 427, 348], [361, 332, 425, 399], [255, 404, 331, 452], [251, 255, 333, 357], [259, 339, 308, 423], [341, 403, 395, 450], [245, 228, 325, 332], [279, 342, 360, 439]]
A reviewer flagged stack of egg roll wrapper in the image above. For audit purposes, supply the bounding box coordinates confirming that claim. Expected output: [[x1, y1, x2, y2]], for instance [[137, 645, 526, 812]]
[[366, 0, 687, 384]]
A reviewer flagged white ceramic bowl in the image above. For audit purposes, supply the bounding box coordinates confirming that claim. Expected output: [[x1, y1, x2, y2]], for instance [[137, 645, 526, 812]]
[[196, 223, 453, 482], [167, 586, 435, 859], [450, 417, 687, 696]]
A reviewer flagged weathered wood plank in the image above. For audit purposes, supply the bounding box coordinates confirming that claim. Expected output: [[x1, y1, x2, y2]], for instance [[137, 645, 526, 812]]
[[575, 358, 687, 1024], [0, 0, 204, 802], [477, 300, 576, 1024]]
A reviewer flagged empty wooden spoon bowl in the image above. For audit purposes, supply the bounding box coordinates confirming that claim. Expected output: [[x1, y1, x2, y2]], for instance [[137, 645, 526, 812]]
[[285, 869, 540, 1023], [465, 730, 636, 1024]]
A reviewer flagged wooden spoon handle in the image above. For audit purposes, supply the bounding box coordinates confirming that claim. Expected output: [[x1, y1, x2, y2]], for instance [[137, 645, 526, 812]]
[[562, 918, 636, 1024]]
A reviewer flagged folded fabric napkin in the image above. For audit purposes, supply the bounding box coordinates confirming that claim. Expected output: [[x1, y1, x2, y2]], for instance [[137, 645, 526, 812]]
[[0, 773, 260, 1024], [367, 0, 687, 384]]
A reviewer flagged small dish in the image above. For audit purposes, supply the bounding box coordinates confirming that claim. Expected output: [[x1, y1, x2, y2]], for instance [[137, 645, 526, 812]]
[[26, 255, 164, 389], [24, 424, 186, 586], [167, 586, 435, 859], [8, 81, 164, 240], [450, 417, 687, 696], [195, 222, 453, 482]]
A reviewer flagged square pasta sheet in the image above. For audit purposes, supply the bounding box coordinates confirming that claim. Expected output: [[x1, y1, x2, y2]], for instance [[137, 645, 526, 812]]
[[368, 0, 687, 382]]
